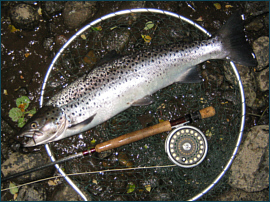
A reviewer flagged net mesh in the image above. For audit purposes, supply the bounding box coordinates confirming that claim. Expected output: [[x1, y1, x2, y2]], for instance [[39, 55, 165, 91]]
[[42, 11, 242, 201]]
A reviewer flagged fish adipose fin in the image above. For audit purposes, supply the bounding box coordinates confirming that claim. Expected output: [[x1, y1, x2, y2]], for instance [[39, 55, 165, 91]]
[[68, 113, 96, 130], [132, 95, 154, 106], [217, 10, 258, 67], [177, 66, 202, 83]]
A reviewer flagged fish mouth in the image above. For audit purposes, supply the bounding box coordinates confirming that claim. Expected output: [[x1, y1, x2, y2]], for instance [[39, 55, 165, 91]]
[[19, 131, 44, 147], [19, 131, 43, 138]]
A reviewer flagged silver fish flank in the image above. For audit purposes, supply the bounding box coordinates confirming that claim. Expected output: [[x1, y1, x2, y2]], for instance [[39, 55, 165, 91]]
[[19, 11, 257, 147]]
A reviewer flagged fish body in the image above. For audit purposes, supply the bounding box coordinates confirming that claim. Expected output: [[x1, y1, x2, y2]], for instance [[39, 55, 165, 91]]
[[20, 11, 257, 147]]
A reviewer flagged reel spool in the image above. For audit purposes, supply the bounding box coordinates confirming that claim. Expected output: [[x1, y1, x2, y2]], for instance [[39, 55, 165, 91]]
[[165, 126, 208, 168]]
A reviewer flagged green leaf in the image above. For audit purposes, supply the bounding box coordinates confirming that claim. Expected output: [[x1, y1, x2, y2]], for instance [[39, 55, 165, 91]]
[[26, 108, 37, 116], [16, 96, 30, 109], [18, 117, 26, 128], [144, 21, 154, 30], [9, 182, 19, 195], [127, 182, 136, 193], [9, 108, 23, 122], [91, 26, 102, 31]]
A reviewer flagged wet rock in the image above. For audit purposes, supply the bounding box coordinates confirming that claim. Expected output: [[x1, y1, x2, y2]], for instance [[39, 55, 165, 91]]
[[119, 1, 146, 10], [17, 185, 46, 201], [97, 149, 113, 159], [1, 152, 54, 183], [54, 35, 68, 50], [222, 91, 238, 105], [113, 195, 128, 201], [256, 67, 269, 92], [62, 1, 97, 29], [112, 174, 128, 194], [264, 13, 269, 29], [141, 175, 159, 188], [201, 70, 224, 87], [244, 1, 269, 16], [250, 96, 268, 109], [43, 37, 55, 51], [151, 190, 171, 201], [103, 29, 131, 53], [244, 86, 257, 108], [10, 4, 39, 30], [245, 17, 264, 32], [229, 125, 269, 192], [50, 183, 86, 201], [55, 35, 68, 46], [217, 187, 269, 201], [41, 1, 65, 19], [224, 63, 257, 107], [116, 1, 146, 25], [253, 36, 269, 71]]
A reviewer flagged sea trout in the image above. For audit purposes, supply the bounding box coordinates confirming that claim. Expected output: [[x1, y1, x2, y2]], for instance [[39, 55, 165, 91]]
[[19, 11, 257, 147]]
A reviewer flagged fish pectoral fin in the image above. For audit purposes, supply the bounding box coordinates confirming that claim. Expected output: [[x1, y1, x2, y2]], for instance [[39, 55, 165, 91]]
[[132, 95, 154, 106], [176, 65, 202, 83], [68, 113, 96, 130]]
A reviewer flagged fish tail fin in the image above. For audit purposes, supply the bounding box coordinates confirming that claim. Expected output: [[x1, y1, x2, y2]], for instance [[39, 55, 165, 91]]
[[217, 10, 258, 67]]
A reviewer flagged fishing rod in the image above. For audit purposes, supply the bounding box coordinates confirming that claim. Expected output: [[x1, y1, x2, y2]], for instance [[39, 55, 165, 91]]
[[1, 106, 215, 182]]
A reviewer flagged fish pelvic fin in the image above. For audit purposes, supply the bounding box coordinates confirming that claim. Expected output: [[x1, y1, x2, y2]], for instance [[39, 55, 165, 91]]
[[216, 10, 258, 67], [176, 65, 202, 83], [132, 95, 154, 106]]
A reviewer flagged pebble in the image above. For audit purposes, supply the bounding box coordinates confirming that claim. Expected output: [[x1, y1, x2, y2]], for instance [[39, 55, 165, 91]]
[[41, 1, 65, 19], [62, 1, 97, 29], [43, 37, 55, 51], [245, 17, 264, 31], [256, 67, 269, 91], [50, 182, 87, 201], [253, 36, 269, 71], [17, 185, 46, 201], [223, 63, 257, 108], [10, 3, 39, 30]]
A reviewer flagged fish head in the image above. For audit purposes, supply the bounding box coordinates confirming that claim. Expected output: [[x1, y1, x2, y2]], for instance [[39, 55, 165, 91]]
[[19, 106, 68, 147]]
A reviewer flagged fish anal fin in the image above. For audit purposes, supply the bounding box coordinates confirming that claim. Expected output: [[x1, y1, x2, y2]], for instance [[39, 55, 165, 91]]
[[132, 95, 154, 106], [176, 66, 202, 83], [68, 113, 96, 130]]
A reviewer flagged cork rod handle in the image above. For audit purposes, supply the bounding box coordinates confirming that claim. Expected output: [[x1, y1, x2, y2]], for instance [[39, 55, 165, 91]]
[[95, 120, 172, 152], [199, 106, 215, 119]]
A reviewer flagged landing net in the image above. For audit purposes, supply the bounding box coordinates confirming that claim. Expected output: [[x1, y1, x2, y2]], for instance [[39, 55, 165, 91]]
[[40, 9, 245, 201]]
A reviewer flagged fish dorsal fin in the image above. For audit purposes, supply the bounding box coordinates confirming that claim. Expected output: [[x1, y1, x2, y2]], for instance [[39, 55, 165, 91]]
[[132, 95, 154, 106], [176, 65, 202, 83], [95, 50, 122, 67], [68, 114, 96, 130]]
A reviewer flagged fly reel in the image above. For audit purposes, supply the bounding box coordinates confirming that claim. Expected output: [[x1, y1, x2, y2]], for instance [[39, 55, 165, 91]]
[[165, 126, 208, 168]]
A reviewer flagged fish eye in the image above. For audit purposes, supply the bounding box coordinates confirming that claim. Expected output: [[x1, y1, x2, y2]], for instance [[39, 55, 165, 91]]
[[31, 122, 38, 129]]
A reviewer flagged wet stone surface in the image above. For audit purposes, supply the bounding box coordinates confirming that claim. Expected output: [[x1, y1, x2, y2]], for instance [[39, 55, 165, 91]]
[[229, 125, 269, 192], [1, 1, 269, 201], [10, 3, 39, 30]]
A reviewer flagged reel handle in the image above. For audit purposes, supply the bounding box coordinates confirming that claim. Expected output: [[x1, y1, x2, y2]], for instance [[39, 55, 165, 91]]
[[95, 106, 215, 153]]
